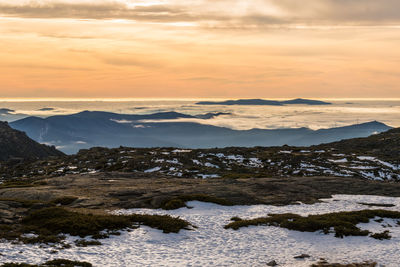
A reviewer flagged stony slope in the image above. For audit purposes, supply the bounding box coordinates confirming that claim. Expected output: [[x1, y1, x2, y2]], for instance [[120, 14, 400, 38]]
[[0, 121, 64, 161], [317, 127, 400, 160], [1, 127, 399, 182], [0, 129, 400, 181]]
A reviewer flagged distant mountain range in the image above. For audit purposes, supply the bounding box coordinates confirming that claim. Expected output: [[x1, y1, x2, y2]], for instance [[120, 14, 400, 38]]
[[0, 121, 64, 161], [9, 111, 391, 154], [196, 98, 331, 106]]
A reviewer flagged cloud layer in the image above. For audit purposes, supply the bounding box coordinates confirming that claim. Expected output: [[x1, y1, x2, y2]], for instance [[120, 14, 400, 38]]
[[1, 0, 400, 26]]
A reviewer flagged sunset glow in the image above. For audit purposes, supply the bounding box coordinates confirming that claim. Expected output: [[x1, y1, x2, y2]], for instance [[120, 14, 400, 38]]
[[1, 0, 400, 98]]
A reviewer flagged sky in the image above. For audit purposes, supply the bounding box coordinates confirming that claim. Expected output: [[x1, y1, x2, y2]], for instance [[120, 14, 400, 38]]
[[0, 0, 400, 98]]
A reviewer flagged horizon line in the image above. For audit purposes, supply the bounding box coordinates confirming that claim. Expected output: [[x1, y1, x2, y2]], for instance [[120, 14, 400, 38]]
[[2, 97, 400, 102]]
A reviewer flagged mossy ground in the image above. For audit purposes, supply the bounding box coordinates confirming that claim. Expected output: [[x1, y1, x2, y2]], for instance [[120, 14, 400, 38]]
[[0, 179, 47, 189], [0, 205, 193, 246], [224, 209, 400, 239]]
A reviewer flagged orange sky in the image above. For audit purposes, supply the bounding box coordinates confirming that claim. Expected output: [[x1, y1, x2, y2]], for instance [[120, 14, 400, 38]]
[[0, 0, 400, 98]]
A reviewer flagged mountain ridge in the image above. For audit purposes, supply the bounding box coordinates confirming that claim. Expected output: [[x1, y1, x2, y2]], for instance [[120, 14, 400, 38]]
[[0, 121, 64, 161], [9, 111, 391, 154]]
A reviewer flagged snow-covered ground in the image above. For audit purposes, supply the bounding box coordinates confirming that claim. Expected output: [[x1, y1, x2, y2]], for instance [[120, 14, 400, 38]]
[[1, 195, 400, 266]]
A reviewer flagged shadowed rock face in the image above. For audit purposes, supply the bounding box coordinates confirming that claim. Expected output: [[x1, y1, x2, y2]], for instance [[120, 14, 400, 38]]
[[0, 121, 64, 161]]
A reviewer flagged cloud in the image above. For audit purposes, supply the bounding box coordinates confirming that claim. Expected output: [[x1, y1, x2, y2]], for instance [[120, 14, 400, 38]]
[[1, 0, 399, 27], [0, 2, 197, 22], [101, 56, 163, 68], [0, 108, 15, 115], [270, 0, 400, 24], [180, 77, 230, 82], [110, 119, 133, 124], [4, 62, 94, 71]]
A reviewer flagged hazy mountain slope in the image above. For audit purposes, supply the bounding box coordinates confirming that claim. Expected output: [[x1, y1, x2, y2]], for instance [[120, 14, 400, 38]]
[[293, 121, 390, 146], [0, 121, 64, 161], [10, 111, 392, 154]]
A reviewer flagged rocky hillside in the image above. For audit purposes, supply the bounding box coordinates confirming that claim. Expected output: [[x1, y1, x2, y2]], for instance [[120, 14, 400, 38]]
[[0, 121, 64, 161], [317, 127, 400, 160], [1, 126, 399, 182]]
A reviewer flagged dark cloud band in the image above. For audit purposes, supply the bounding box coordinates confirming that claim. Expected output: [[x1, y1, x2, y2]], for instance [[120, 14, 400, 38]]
[[1, 0, 400, 26]]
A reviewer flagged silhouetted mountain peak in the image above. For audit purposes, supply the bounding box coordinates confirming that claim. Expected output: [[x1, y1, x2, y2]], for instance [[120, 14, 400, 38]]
[[346, 121, 388, 128], [280, 98, 332, 105], [0, 121, 64, 161]]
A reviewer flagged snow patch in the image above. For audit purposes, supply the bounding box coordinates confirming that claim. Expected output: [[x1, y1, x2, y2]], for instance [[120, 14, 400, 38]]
[[144, 167, 162, 173]]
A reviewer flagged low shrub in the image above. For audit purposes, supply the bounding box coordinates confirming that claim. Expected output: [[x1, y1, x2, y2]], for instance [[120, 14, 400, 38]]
[[21, 207, 193, 239], [358, 202, 395, 207], [163, 198, 186, 210], [1, 259, 92, 267], [74, 239, 102, 247], [370, 230, 391, 240], [224, 209, 400, 239], [21, 207, 133, 238], [129, 214, 193, 233], [0, 206, 193, 246]]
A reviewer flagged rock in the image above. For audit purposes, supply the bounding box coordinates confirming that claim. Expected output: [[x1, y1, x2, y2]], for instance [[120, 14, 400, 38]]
[[0, 212, 14, 224], [118, 200, 148, 209], [0, 190, 54, 202], [150, 195, 171, 208], [73, 200, 105, 208], [0, 208, 15, 223], [30, 202, 53, 210], [0, 200, 21, 208], [109, 190, 144, 199], [0, 203, 10, 209], [294, 254, 311, 259], [267, 260, 278, 266]]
